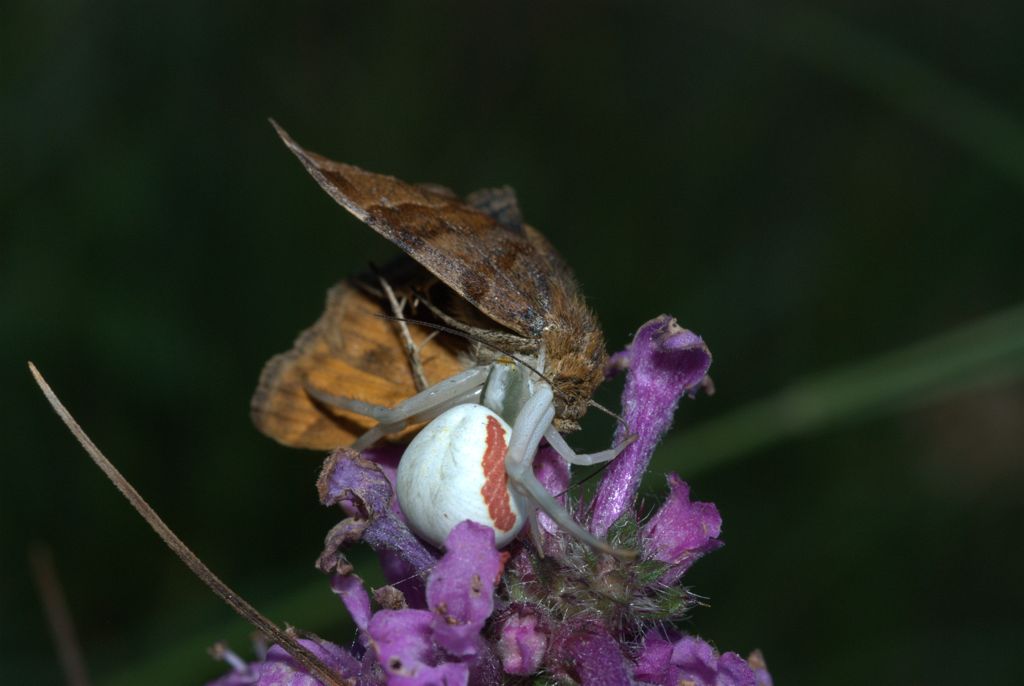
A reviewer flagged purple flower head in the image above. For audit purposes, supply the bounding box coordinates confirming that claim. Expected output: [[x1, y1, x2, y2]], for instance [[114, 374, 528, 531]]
[[209, 315, 771, 686]]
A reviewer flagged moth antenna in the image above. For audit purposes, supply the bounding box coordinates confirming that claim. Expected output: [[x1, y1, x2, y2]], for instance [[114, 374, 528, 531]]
[[555, 461, 614, 498], [29, 542, 91, 686], [588, 399, 627, 426], [28, 362, 347, 686]]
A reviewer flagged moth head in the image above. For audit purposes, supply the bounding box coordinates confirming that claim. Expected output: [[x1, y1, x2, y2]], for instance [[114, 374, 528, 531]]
[[544, 328, 607, 432], [549, 371, 601, 432]]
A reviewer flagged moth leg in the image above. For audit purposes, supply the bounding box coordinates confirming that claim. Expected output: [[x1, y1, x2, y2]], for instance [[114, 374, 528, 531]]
[[505, 385, 636, 560], [306, 366, 490, 450], [378, 274, 429, 392], [415, 297, 535, 353], [417, 330, 440, 350], [543, 428, 637, 466]]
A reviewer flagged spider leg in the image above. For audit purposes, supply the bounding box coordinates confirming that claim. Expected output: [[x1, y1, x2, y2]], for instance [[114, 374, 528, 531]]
[[543, 427, 637, 466], [305, 365, 490, 450], [505, 385, 636, 560]]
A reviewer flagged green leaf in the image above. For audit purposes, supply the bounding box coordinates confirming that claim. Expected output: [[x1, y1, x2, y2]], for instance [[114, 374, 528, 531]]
[[642, 586, 693, 622], [632, 560, 671, 588], [605, 511, 641, 549]]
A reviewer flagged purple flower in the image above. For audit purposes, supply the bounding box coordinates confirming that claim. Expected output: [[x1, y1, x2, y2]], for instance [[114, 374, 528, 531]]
[[213, 521, 503, 685], [366, 609, 467, 685], [425, 522, 504, 657], [342, 521, 502, 685], [208, 638, 359, 686], [546, 619, 632, 685], [209, 315, 771, 686], [592, 315, 712, 536], [636, 633, 770, 686], [530, 445, 571, 554], [641, 474, 724, 585], [316, 449, 438, 578], [494, 607, 547, 676]]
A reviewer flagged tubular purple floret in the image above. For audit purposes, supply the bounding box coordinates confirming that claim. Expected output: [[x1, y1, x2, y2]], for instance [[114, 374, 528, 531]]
[[590, 315, 713, 536]]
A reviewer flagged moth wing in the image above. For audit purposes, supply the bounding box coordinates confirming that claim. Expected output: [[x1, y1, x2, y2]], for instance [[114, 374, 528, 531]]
[[251, 277, 467, 450], [272, 121, 561, 339]]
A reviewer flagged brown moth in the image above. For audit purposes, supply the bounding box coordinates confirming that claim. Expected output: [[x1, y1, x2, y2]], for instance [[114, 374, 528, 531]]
[[254, 122, 607, 444], [252, 123, 633, 558]]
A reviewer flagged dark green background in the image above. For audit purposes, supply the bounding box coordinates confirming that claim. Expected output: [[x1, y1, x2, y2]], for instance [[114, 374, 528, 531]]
[[4, 2, 1023, 684]]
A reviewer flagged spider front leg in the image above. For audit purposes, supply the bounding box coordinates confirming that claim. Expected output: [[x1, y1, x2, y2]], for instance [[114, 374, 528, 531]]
[[505, 385, 636, 560], [543, 426, 637, 466], [306, 365, 490, 450]]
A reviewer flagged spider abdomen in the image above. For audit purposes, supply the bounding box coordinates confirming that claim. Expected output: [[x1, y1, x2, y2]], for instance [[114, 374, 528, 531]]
[[396, 404, 529, 548]]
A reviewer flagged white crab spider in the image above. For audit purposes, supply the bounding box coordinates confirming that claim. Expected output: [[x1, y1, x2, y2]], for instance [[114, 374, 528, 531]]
[[309, 360, 634, 558]]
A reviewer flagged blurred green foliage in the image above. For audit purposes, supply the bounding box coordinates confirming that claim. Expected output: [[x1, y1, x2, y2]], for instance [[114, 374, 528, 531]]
[[3, 2, 1023, 684]]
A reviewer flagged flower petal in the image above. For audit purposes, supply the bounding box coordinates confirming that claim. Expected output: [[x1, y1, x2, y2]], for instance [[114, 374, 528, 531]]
[[316, 517, 367, 574], [317, 449, 394, 517], [747, 650, 774, 686], [532, 445, 570, 542], [716, 652, 759, 686], [663, 635, 759, 686], [364, 513, 439, 576], [207, 637, 359, 686], [640, 474, 723, 584], [634, 630, 674, 685], [316, 448, 439, 576], [670, 636, 720, 685], [367, 608, 469, 685], [466, 642, 502, 686], [547, 620, 631, 686], [496, 608, 548, 676], [592, 315, 712, 535], [426, 521, 503, 657], [330, 573, 372, 633]]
